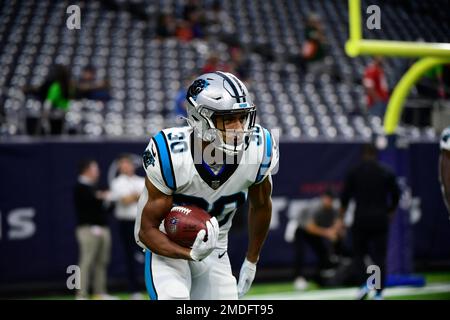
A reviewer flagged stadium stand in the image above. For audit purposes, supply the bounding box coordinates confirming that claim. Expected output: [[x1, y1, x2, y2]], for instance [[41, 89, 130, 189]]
[[0, 0, 448, 139]]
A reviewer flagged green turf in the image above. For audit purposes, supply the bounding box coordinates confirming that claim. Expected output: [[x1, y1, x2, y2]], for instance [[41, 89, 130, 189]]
[[23, 271, 450, 300], [247, 281, 320, 295], [246, 272, 450, 296], [387, 292, 450, 300], [424, 272, 450, 284]]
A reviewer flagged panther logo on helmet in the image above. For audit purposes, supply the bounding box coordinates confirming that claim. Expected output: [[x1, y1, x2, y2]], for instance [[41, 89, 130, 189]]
[[187, 79, 209, 101]]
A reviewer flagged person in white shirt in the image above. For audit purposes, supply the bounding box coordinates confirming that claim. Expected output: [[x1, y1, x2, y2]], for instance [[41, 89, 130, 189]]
[[109, 154, 145, 299]]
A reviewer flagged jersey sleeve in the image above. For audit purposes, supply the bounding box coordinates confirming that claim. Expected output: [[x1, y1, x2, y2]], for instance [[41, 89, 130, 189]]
[[254, 127, 280, 184], [142, 131, 177, 195]]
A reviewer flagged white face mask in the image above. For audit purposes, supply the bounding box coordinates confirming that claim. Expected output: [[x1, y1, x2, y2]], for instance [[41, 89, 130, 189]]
[[187, 100, 256, 155], [206, 110, 255, 155]]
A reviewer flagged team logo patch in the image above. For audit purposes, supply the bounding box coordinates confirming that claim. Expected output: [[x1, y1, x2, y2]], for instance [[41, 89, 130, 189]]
[[143, 149, 155, 168]]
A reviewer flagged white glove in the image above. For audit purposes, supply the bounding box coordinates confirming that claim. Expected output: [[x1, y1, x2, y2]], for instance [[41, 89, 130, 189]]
[[190, 217, 219, 262], [237, 258, 257, 299]]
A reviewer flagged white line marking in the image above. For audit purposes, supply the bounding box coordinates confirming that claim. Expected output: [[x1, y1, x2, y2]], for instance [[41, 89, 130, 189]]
[[244, 283, 450, 300]]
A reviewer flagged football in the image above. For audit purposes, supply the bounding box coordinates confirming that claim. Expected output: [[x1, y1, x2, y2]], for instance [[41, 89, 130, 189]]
[[164, 205, 211, 248]]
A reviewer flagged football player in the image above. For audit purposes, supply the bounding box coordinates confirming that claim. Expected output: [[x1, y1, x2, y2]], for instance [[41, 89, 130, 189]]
[[135, 71, 279, 299], [439, 126, 450, 217]]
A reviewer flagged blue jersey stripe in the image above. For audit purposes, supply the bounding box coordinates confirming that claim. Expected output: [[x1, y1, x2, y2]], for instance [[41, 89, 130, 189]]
[[154, 132, 176, 190], [255, 128, 272, 183], [145, 250, 158, 300]]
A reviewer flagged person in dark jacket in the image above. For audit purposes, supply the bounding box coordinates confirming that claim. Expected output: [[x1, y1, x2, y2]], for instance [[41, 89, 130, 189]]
[[73, 159, 117, 300], [339, 144, 400, 300], [439, 126, 450, 217]]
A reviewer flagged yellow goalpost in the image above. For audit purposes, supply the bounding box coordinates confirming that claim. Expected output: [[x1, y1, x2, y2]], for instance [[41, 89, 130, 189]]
[[345, 0, 450, 135]]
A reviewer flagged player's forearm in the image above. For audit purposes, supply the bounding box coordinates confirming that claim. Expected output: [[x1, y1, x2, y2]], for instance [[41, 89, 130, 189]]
[[246, 203, 271, 263], [139, 227, 192, 260], [305, 222, 328, 238], [120, 193, 140, 205]]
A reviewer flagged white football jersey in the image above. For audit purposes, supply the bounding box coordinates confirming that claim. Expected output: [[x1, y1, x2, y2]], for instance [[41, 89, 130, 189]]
[[441, 126, 450, 151], [135, 124, 279, 250]]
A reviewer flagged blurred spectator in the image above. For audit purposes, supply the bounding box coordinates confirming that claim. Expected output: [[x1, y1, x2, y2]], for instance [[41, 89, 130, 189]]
[[174, 0, 206, 41], [302, 14, 326, 63], [439, 126, 450, 216], [73, 159, 117, 300], [443, 64, 450, 90], [176, 20, 194, 42], [75, 65, 111, 102], [416, 64, 446, 99], [204, 0, 232, 36], [363, 57, 389, 118], [201, 53, 229, 74], [187, 10, 205, 39], [108, 154, 145, 300], [0, 98, 5, 133], [285, 189, 343, 290], [202, 54, 220, 73], [292, 14, 327, 76], [155, 13, 176, 39], [229, 46, 250, 83], [339, 144, 400, 300], [24, 64, 74, 135], [182, 0, 200, 22]]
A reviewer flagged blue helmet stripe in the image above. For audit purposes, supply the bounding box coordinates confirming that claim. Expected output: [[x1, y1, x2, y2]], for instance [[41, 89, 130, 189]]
[[215, 71, 242, 103], [228, 73, 247, 102]]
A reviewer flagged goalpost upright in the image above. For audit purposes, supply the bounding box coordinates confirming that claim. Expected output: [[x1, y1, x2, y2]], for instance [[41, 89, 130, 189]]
[[345, 0, 450, 135]]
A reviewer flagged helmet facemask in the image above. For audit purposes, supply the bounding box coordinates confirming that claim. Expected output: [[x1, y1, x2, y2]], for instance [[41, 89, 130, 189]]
[[185, 72, 257, 156], [209, 107, 256, 155], [187, 101, 256, 156]]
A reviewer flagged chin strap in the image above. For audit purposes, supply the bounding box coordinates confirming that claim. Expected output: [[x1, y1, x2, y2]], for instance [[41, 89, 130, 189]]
[[181, 115, 191, 126]]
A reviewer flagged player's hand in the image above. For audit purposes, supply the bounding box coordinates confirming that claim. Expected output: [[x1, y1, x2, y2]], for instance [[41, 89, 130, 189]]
[[189, 217, 219, 262], [96, 190, 110, 200], [324, 228, 338, 242], [333, 218, 346, 238], [237, 258, 257, 299]]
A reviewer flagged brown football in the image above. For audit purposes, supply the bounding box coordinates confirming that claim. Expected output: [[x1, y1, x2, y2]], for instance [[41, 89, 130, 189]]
[[164, 205, 211, 248]]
